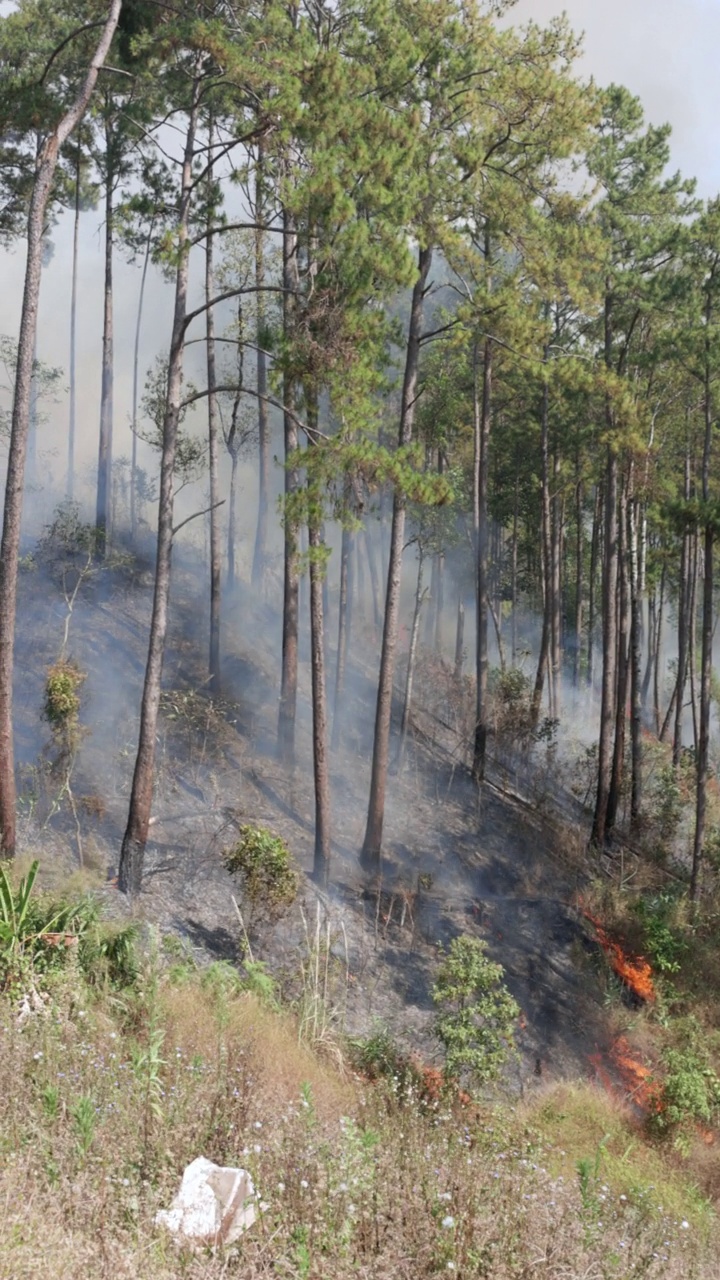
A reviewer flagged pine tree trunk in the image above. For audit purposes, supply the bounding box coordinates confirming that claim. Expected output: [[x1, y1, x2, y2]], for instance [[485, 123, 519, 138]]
[[472, 336, 493, 782], [692, 358, 714, 903], [654, 559, 666, 735], [206, 126, 221, 692], [278, 206, 300, 763], [131, 220, 154, 543], [592, 443, 619, 848], [574, 470, 583, 689], [68, 150, 80, 500], [511, 472, 519, 665], [0, 0, 122, 859], [252, 142, 270, 588], [96, 120, 114, 557], [454, 597, 465, 681], [119, 81, 200, 895], [587, 484, 602, 689], [550, 452, 563, 717], [364, 524, 383, 634], [533, 377, 552, 724], [331, 521, 353, 750], [607, 478, 630, 836], [308, 514, 331, 886], [688, 532, 699, 753], [397, 547, 426, 773], [673, 451, 692, 767], [628, 485, 643, 827], [361, 245, 432, 868]]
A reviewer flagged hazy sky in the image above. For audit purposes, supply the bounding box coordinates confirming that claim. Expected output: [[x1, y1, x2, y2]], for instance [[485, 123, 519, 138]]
[[511, 0, 720, 197], [1, 0, 719, 521]]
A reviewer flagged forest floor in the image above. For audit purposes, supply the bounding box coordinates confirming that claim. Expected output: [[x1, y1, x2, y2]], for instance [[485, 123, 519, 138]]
[[15, 542, 623, 1092]]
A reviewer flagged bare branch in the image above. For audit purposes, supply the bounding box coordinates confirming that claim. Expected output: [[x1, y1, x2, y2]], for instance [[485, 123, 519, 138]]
[[172, 499, 225, 538]]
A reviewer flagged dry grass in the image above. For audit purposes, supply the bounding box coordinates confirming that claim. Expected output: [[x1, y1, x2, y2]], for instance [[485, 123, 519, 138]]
[[0, 948, 717, 1280]]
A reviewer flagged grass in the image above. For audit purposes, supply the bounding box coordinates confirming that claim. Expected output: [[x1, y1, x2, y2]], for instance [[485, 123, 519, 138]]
[[0, 931, 717, 1280]]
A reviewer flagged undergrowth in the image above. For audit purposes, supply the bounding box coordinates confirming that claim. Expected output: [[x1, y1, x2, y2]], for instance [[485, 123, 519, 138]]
[[0, 868, 716, 1279]]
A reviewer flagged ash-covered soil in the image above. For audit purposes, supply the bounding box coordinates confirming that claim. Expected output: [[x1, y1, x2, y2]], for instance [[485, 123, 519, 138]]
[[15, 547, 615, 1088]]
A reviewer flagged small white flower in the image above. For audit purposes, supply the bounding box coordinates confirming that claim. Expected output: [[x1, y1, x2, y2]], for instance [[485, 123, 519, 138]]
[[32, 1052, 42, 1061], [254, 1121, 262, 1129], [681, 1221, 690, 1230], [253, 1144, 262, 1154], [277, 1182, 285, 1192], [77, 1010, 86, 1019], [442, 1216, 455, 1229], [300, 1179, 309, 1189]]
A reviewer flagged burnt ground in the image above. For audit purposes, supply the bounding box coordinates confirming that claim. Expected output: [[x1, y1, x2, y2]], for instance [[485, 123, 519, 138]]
[[14, 547, 615, 1089]]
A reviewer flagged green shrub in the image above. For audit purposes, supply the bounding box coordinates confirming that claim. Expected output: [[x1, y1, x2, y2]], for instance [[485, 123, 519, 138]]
[[223, 824, 298, 919], [432, 935, 520, 1088], [633, 892, 686, 975]]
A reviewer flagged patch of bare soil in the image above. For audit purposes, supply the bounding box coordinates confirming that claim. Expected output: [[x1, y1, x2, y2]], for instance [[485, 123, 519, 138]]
[[14, 553, 613, 1089]]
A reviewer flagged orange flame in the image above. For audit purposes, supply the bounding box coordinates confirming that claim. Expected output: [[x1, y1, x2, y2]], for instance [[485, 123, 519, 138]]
[[589, 1036, 664, 1116], [581, 903, 655, 1003]]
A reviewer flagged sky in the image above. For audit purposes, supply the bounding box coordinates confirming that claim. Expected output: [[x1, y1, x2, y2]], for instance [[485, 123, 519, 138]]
[[511, 0, 720, 198], [2, 0, 720, 529]]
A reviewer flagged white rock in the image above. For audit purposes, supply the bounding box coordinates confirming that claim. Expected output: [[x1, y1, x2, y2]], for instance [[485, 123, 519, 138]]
[[155, 1157, 257, 1246]]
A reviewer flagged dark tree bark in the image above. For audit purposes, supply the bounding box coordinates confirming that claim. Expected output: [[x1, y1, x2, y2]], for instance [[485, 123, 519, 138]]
[[119, 79, 201, 895], [361, 245, 432, 869], [511, 472, 519, 664], [550, 451, 563, 718], [0, 0, 122, 859]]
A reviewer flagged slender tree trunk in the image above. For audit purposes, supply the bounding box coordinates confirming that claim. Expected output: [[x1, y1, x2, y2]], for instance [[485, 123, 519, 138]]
[[511, 472, 519, 665], [654, 559, 666, 735], [308, 492, 331, 886], [607, 477, 630, 835], [96, 119, 114, 557], [550, 451, 563, 717], [278, 206, 300, 762], [397, 547, 426, 772], [587, 483, 602, 689], [454, 597, 465, 681], [364, 524, 382, 634], [206, 124, 221, 691], [252, 141, 270, 588], [331, 520, 353, 750], [592, 443, 619, 848], [131, 216, 154, 542], [628, 484, 643, 827], [0, 0, 122, 858], [688, 532, 699, 753], [68, 149, 80, 500], [692, 357, 714, 903], [533, 376, 552, 724], [473, 335, 493, 782], [574, 468, 583, 689], [673, 451, 692, 767], [119, 81, 200, 894], [361, 245, 432, 868]]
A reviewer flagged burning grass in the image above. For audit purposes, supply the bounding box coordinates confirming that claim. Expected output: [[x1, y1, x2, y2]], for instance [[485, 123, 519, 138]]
[[0, 942, 717, 1279], [581, 900, 656, 1003]]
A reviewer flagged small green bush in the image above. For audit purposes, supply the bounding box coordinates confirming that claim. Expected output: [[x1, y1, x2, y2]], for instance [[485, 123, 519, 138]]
[[432, 935, 520, 1088], [223, 824, 298, 918]]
